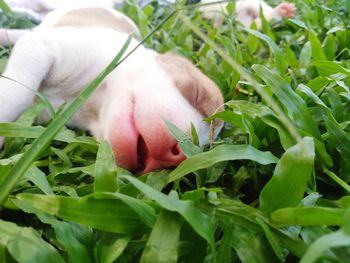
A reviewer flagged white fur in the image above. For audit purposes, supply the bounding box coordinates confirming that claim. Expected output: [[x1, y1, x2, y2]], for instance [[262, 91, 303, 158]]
[[5, 0, 120, 13], [0, 7, 222, 173]]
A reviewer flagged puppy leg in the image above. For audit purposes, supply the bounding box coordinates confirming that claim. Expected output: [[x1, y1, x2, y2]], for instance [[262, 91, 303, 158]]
[[0, 28, 32, 46], [0, 34, 53, 147], [236, 0, 295, 29], [252, 1, 296, 28], [272, 3, 296, 19]]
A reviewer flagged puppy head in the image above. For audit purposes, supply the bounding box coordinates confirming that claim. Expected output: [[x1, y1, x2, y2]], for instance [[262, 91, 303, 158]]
[[98, 53, 224, 174]]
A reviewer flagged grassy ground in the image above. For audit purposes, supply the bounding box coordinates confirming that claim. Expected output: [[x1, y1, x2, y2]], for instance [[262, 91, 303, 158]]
[[0, 0, 350, 262]]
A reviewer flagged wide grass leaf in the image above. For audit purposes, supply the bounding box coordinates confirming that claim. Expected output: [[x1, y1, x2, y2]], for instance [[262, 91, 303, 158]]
[[13, 199, 93, 263], [121, 175, 216, 260], [230, 224, 278, 263], [0, 0, 11, 13], [225, 100, 296, 149], [140, 210, 182, 263], [25, 166, 53, 195], [167, 144, 278, 183], [0, 219, 64, 263], [271, 207, 345, 227], [300, 229, 350, 263], [94, 234, 130, 263], [94, 140, 118, 192], [324, 113, 350, 181], [308, 30, 327, 61], [217, 220, 235, 263], [16, 193, 149, 234], [96, 192, 157, 228], [216, 199, 307, 257], [260, 137, 315, 215], [0, 123, 91, 144], [312, 61, 350, 76]]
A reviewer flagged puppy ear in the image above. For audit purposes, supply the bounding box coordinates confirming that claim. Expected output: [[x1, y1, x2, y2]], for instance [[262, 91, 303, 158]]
[[156, 53, 224, 118]]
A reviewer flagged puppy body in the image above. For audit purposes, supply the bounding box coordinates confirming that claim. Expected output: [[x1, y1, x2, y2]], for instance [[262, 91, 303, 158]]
[[0, 7, 223, 173]]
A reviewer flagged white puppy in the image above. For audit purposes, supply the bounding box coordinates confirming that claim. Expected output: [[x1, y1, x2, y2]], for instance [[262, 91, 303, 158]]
[[200, 0, 296, 28], [0, 7, 224, 174]]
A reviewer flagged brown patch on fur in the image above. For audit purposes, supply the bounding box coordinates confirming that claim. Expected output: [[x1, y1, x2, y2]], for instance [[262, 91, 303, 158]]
[[53, 7, 137, 35], [156, 53, 224, 119]]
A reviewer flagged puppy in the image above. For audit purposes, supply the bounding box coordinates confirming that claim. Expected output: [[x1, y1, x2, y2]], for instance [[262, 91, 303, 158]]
[[0, 7, 224, 174], [200, 0, 296, 28]]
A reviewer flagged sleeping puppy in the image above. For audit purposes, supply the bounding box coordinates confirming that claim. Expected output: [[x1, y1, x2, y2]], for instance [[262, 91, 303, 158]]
[[199, 0, 296, 28], [0, 7, 224, 174]]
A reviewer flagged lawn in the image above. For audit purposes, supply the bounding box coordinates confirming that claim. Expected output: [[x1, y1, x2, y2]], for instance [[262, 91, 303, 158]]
[[0, 0, 350, 262]]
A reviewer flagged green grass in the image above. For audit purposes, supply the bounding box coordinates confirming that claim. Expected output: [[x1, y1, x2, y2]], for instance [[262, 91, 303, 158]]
[[0, 0, 350, 262]]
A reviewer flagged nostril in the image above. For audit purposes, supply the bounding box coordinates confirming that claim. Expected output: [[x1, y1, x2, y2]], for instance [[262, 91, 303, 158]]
[[171, 144, 181, 156], [136, 135, 148, 171]]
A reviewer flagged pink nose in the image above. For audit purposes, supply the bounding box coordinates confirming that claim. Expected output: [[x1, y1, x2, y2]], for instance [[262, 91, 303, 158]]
[[107, 113, 187, 174], [136, 136, 186, 174]]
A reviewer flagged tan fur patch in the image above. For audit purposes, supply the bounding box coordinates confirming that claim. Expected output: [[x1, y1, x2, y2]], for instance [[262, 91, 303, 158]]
[[156, 53, 224, 120], [53, 7, 137, 35]]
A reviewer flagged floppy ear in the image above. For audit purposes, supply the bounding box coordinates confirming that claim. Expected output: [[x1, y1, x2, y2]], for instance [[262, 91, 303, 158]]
[[155, 53, 224, 118]]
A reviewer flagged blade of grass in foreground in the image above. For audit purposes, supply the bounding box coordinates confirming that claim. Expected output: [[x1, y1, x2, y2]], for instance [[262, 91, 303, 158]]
[[0, 36, 133, 206], [94, 140, 118, 192], [121, 175, 217, 262], [300, 229, 350, 263], [167, 144, 278, 183], [0, 0, 11, 14], [0, 219, 64, 263], [13, 199, 92, 263], [140, 210, 182, 263], [259, 137, 315, 215], [16, 193, 149, 234], [270, 207, 345, 227]]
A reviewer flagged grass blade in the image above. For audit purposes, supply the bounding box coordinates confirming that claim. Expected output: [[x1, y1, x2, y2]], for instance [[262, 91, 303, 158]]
[[271, 207, 345, 227], [252, 65, 321, 139], [300, 230, 350, 263], [140, 210, 182, 263], [260, 137, 315, 215], [16, 193, 149, 234], [94, 234, 130, 263], [94, 141, 118, 192], [167, 144, 278, 183], [0, 0, 11, 14], [0, 219, 64, 263], [13, 199, 93, 263], [121, 175, 217, 261]]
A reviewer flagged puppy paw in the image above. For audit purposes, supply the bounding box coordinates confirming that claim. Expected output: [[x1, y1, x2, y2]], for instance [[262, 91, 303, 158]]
[[0, 29, 11, 46], [275, 3, 296, 18]]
